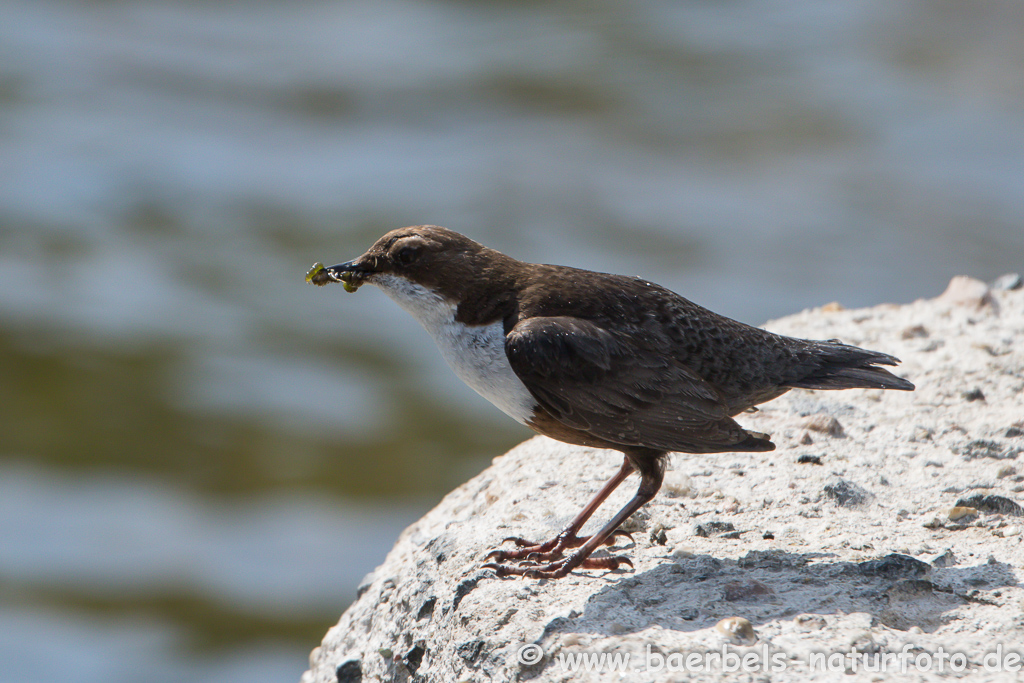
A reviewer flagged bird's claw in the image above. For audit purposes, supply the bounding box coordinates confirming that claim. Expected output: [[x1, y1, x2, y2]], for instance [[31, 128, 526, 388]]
[[484, 528, 634, 566], [485, 553, 635, 579], [501, 536, 540, 547], [606, 530, 634, 546]]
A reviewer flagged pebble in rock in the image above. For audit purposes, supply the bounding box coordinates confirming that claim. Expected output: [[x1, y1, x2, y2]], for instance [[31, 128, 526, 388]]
[[937, 275, 994, 308], [992, 273, 1022, 290], [947, 506, 978, 522], [823, 478, 872, 507], [804, 414, 845, 437], [716, 617, 757, 644], [857, 553, 931, 579], [795, 614, 827, 631], [955, 494, 1024, 517], [695, 520, 736, 537]]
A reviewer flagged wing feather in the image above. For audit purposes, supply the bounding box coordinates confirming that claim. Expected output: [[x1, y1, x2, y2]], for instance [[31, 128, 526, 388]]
[[505, 316, 771, 453]]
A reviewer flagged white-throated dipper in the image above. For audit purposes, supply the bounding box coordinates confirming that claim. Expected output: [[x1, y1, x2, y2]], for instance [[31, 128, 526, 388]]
[[308, 225, 914, 579]]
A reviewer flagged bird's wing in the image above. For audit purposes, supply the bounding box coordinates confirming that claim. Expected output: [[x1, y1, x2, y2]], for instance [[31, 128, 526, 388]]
[[505, 316, 767, 453]]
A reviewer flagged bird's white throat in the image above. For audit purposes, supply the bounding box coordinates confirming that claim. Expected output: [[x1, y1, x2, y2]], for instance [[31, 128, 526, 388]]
[[371, 274, 535, 424]]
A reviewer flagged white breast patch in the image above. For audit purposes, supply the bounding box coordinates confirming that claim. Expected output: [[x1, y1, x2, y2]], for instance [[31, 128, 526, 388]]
[[371, 274, 537, 424]]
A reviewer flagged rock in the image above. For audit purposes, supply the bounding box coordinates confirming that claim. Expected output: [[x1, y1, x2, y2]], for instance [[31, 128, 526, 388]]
[[992, 273, 1022, 290], [955, 494, 1024, 517], [936, 275, 994, 309], [804, 414, 845, 437], [335, 659, 362, 683], [932, 549, 957, 568], [962, 388, 986, 402], [794, 613, 827, 631], [679, 607, 699, 620], [901, 324, 929, 339], [885, 578, 936, 600], [997, 465, 1016, 479], [738, 549, 808, 570], [723, 579, 774, 601], [857, 554, 931, 579], [946, 506, 978, 522], [694, 520, 736, 537], [954, 439, 1021, 460], [715, 617, 757, 644], [403, 644, 425, 673], [823, 478, 872, 507], [302, 281, 1024, 683]]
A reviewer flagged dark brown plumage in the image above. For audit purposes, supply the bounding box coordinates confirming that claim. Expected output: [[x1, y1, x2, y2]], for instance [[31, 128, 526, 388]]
[[313, 225, 914, 578]]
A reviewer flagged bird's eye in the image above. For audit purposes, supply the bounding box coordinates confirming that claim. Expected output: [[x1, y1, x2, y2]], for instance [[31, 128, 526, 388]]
[[395, 246, 420, 265]]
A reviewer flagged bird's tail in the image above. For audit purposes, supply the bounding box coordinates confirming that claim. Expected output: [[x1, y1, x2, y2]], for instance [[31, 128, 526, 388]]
[[786, 341, 915, 392]]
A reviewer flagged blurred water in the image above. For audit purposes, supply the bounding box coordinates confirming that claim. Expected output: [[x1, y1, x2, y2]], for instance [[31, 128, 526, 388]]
[[2, 1, 1023, 681]]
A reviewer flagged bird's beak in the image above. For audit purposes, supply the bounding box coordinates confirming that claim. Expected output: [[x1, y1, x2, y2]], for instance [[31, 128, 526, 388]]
[[306, 259, 370, 292]]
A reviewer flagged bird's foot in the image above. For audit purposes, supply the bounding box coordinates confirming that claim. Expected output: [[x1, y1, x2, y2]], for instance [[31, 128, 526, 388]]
[[484, 552, 633, 579], [484, 530, 633, 564]]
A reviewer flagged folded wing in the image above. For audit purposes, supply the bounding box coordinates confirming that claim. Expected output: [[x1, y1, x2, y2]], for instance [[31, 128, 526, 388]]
[[505, 316, 774, 454]]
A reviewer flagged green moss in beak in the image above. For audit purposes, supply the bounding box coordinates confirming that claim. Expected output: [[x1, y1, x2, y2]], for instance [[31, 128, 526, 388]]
[[305, 262, 331, 287]]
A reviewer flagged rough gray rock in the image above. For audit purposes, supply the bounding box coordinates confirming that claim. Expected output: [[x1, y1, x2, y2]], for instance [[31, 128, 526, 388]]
[[303, 277, 1024, 683]]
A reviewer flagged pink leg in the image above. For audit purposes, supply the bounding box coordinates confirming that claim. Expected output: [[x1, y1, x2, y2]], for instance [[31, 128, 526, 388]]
[[485, 452, 666, 578], [484, 458, 634, 565]]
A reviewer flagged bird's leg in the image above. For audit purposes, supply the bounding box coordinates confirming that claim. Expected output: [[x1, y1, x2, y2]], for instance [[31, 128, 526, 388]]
[[484, 458, 634, 564], [486, 452, 666, 578]]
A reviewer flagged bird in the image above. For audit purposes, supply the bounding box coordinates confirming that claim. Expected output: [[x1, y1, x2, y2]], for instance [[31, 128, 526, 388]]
[[307, 225, 914, 578]]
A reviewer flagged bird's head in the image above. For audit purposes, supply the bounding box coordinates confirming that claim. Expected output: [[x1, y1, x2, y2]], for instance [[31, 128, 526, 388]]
[[308, 225, 517, 321]]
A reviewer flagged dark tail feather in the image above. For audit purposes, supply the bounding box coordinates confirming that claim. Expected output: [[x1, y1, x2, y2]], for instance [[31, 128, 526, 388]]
[[733, 429, 776, 452], [790, 366, 915, 391], [787, 343, 915, 392]]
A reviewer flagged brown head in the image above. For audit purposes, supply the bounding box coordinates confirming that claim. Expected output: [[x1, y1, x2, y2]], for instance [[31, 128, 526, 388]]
[[315, 225, 521, 324]]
